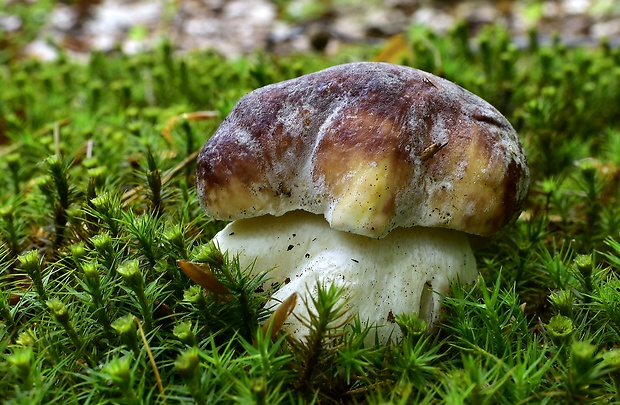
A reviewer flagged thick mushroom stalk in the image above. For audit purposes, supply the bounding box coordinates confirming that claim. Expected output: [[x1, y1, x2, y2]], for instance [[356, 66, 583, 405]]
[[213, 210, 477, 343]]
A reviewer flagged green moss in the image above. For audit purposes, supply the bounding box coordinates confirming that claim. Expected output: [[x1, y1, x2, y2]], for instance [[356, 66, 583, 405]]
[[1, 23, 620, 403]]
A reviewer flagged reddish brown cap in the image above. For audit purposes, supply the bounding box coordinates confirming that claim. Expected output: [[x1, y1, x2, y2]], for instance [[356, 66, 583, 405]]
[[197, 62, 530, 238]]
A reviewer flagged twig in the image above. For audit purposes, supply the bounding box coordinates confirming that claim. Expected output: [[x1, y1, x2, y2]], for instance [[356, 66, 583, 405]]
[[53, 121, 61, 157], [134, 316, 166, 403], [122, 149, 199, 204]]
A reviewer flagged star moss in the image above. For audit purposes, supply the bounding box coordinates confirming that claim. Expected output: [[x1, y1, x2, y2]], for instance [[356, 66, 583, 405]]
[[1, 23, 620, 403]]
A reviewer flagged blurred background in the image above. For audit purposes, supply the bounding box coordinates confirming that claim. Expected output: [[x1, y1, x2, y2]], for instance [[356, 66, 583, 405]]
[[1, 0, 619, 61]]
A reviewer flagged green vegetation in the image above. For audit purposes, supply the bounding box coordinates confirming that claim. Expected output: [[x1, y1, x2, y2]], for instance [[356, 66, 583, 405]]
[[1, 22, 620, 403]]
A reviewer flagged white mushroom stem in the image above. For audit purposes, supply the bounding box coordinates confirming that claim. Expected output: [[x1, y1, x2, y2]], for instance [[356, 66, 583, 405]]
[[213, 210, 478, 344]]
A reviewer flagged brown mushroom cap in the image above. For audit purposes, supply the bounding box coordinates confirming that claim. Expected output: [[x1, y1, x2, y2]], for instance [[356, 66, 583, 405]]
[[197, 62, 530, 238]]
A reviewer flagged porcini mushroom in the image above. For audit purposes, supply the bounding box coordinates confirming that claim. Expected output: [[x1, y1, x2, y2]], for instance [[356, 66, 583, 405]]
[[196, 62, 530, 343]]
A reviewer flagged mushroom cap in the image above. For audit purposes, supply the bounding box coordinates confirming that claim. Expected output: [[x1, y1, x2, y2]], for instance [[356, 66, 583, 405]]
[[197, 62, 530, 238]]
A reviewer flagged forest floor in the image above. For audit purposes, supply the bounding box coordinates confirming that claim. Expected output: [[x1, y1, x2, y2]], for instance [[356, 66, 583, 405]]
[[6, 0, 620, 61]]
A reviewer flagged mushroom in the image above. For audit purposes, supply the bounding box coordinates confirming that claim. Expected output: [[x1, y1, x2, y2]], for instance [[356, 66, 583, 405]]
[[196, 62, 530, 343]]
